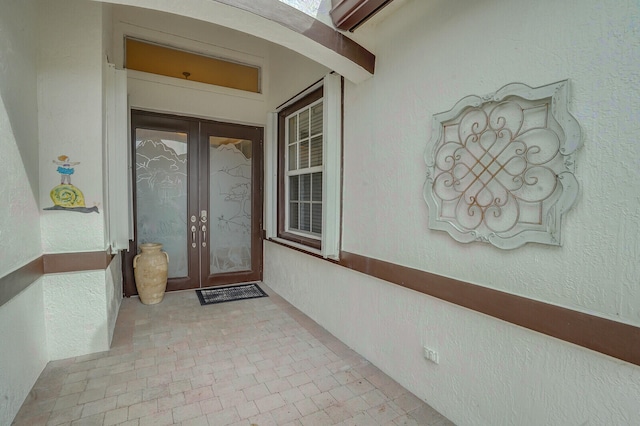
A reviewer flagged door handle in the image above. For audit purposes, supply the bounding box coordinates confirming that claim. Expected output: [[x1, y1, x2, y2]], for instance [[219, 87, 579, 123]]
[[191, 225, 197, 248], [202, 224, 207, 248]]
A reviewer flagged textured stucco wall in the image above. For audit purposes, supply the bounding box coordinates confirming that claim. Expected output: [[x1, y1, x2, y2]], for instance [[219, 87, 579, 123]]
[[342, 0, 640, 326], [0, 0, 42, 277], [44, 271, 111, 360], [0, 2, 47, 422], [0, 279, 48, 426], [38, 0, 106, 253], [35, 0, 118, 362], [106, 254, 122, 345], [0, 3, 120, 422], [0, 0, 40, 199], [267, 44, 329, 111], [265, 242, 640, 425], [265, 0, 640, 424]]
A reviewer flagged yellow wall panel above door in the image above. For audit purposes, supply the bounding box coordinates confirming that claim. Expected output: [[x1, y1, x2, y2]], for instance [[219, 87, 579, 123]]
[[125, 38, 260, 93]]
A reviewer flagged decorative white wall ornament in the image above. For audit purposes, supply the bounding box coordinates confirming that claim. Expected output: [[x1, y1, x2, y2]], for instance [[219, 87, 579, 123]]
[[424, 80, 582, 249]]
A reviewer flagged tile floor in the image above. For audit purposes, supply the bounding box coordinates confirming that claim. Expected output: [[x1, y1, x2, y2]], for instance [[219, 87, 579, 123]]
[[13, 283, 454, 426]]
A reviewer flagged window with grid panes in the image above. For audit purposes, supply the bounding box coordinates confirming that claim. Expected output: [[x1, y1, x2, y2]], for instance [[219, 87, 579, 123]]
[[277, 86, 323, 249], [287, 97, 323, 238], [272, 74, 341, 257]]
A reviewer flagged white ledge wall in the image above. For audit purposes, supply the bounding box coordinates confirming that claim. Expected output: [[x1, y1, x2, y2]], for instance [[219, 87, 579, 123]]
[[44, 269, 112, 360], [37, 0, 120, 361], [38, 0, 105, 252]]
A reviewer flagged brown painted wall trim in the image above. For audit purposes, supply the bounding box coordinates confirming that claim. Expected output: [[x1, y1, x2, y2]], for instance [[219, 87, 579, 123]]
[[43, 251, 114, 274], [0, 251, 114, 308], [338, 251, 640, 366], [330, 0, 394, 31], [216, 0, 375, 74], [0, 257, 44, 308]]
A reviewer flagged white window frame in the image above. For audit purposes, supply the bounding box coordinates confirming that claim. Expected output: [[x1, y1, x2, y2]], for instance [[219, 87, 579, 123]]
[[265, 73, 342, 259]]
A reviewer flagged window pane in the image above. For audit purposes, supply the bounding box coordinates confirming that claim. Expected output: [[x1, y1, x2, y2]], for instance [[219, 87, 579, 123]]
[[299, 140, 309, 169], [289, 175, 299, 201], [299, 109, 309, 139], [288, 116, 297, 144], [312, 203, 322, 234], [289, 202, 299, 229], [310, 102, 323, 136], [310, 136, 322, 167], [135, 130, 188, 279], [312, 172, 322, 202], [209, 137, 252, 274], [300, 174, 311, 201], [288, 144, 297, 171], [278, 84, 333, 246], [300, 203, 311, 231]]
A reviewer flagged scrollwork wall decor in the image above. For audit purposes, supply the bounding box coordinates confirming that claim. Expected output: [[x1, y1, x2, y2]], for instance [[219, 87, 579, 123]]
[[424, 80, 582, 249]]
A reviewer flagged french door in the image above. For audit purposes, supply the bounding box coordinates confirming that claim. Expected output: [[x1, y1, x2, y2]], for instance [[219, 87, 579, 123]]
[[123, 110, 263, 296]]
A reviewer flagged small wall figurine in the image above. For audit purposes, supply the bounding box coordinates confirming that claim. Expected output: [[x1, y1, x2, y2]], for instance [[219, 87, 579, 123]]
[[44, 155, 99, 213], [54, 155, 80, 184]]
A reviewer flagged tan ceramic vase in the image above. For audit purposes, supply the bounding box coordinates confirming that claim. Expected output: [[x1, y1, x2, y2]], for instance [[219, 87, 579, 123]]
[[133, 243, 169, 305]]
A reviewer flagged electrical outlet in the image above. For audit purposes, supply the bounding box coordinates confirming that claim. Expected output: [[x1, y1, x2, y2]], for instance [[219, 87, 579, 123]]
[[423, 346, 439, 364]]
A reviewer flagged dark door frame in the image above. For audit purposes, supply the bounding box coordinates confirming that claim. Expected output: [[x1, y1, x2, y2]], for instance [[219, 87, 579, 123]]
[[123, 109, 263, 297]]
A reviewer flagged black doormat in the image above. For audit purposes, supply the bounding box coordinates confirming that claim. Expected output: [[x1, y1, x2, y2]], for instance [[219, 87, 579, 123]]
[[196, 283, 268, 306]]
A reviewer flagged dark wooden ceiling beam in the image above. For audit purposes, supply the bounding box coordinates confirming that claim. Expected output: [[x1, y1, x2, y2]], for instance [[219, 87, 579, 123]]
[[330, 0, 395, 32]]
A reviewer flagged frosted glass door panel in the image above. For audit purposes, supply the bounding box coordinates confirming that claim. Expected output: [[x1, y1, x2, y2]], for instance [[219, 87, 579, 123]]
[[209, 137, 252, 273], [135, 129, 188, 278]]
